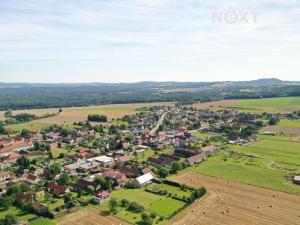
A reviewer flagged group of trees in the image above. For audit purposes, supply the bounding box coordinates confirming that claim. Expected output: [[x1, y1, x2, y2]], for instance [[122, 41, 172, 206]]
[[95, 176, 114, 192], [109, 198, 154, 224], [0, 214, 17, 225], [157, 162, 186, 178], [87, 114, 108, 122]]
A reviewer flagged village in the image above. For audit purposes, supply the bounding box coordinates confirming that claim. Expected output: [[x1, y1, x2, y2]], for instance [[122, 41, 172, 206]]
[[0, 105, 300, 225]]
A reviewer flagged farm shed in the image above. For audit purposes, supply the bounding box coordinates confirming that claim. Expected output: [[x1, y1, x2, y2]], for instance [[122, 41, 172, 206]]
[[293, 176, 300, 185], [134, 172, 154, 187]]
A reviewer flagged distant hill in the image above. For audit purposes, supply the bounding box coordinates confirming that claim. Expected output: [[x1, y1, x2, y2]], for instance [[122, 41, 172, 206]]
[[0, 78, 299, 110]]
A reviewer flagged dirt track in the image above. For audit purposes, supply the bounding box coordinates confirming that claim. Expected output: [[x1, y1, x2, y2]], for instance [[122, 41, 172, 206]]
[[169, 172, 300, 225], [55, 207, 130, 225]]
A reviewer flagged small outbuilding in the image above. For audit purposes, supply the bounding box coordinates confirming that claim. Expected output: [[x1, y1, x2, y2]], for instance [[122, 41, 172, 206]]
[[293, 176, 300, 185]]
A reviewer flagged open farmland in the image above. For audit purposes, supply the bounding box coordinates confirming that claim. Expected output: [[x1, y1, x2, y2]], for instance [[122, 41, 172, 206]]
[[192, 97, 300, 113], [3, 102, 173, 131], [169, 173, 300, 225], [261, 119, 300, 135], [180, 134, 300, 195], [192, 100, 240, 110], [55, 207, 130, 225]]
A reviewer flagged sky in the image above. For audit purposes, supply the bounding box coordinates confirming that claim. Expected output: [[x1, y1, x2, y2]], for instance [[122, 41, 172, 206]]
[[0, 0, 300, 83]]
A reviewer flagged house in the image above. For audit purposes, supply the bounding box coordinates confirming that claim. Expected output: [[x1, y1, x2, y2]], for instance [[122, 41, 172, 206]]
[[6, 152, 21, 162], [35, 190, 45, 198], [200, 145, 217, 156], [185, 153, 207, 166], [0, 160, 10, 169], [134, 172, 154, 187], [94, 190, 110, 204], [104, 170, 127, 186], [0, 137, 14, 148], [122, 142, 130, 149], [71, 178, 99, 192], [87, 155, 114, 166], [0, 171, 11, 182], [174, 148, 200, 157], [147, 157, 170, 166], [159, 154, 180, 161], [293, 176, 300, 185], [45, 132, 61, 142], [25, 174, 40, 185], [16, 192, 43, 211], [120, 165, 140, 178], [77, 162, 98, 173], [64, 161, 84, 174], [176, 126, 187, 134], [48, 183, 70, 197]]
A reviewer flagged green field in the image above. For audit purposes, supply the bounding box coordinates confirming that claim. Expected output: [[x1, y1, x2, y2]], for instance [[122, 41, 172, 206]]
[[147, 183, 192, 198], [129, 148, 173, 163], [0, 206, 36, 222], [29, 218, 56, 225], [108, 188, 185, 218], [279, 119, 300, 128], [5, 121, 50, 132], [182, 135, 300, 195], [51, 147, 77, 158], [228, 97, 300, 113]]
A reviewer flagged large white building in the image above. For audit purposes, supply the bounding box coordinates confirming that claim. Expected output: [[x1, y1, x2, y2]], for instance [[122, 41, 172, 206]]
[[134, 172, 154, 187]]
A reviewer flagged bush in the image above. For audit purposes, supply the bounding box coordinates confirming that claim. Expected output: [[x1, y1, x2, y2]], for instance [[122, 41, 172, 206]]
[[121, 199, 129, 207], [141, 212, 153, 225], [127, 201, 144, 213]]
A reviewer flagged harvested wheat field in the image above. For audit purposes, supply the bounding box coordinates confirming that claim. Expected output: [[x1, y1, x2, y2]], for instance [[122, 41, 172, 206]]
[[2, 102, 173, 126], [261, 125, 300, 135], [169, 172, 300, 225], [55, 207, 130, 225]]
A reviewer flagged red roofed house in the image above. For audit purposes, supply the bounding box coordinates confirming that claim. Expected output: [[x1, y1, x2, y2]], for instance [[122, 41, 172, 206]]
[[185, 153, 207, 166], [104, 170, 127, 187], [25, 174, 40, 185], [94, 190, 110, 204], [200, 145, 217, 156], [16, 192, 43, 211], [6, 152, 21, 162], [48, 183, 70, 197], [176, 126, 187, 134]]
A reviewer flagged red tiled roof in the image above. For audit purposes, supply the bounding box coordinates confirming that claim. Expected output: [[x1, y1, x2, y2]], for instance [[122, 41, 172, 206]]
[[94, 190, 110, 199], [201, 145, 217, 152], [26, 174, 38, 181], [104, 170, 126, 180], [48, 183, 68, 196]]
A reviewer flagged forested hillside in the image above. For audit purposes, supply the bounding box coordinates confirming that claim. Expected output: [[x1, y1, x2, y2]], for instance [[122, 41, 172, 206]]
[[0, 79, 299, 110]]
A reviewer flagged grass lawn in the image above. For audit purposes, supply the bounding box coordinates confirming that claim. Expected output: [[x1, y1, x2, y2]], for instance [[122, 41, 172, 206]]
[[29, 218, 56, 225], [108, 188, 185, 218], [279, 119, 300, 128], [51, 147, 76, 158], [194, 132, 216, 139], [147, 183, 192, 198], [130, 148, 173, 163], [227, 96, 300, 113], [183, 152, 300, 195], [38, 197, 65, 211], [0, 206, 36, 222], [232, 137, 300, 172], [5, 121, 50, 132], [183, 133, 300, 196]]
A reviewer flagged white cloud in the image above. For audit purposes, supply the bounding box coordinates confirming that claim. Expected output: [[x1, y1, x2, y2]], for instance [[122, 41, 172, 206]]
[[0, 0, 299, 82]]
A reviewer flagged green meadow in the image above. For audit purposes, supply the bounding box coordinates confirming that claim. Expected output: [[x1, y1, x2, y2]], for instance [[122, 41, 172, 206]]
[[182, 134, 300, 195], [227, 96, 300, 113]]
